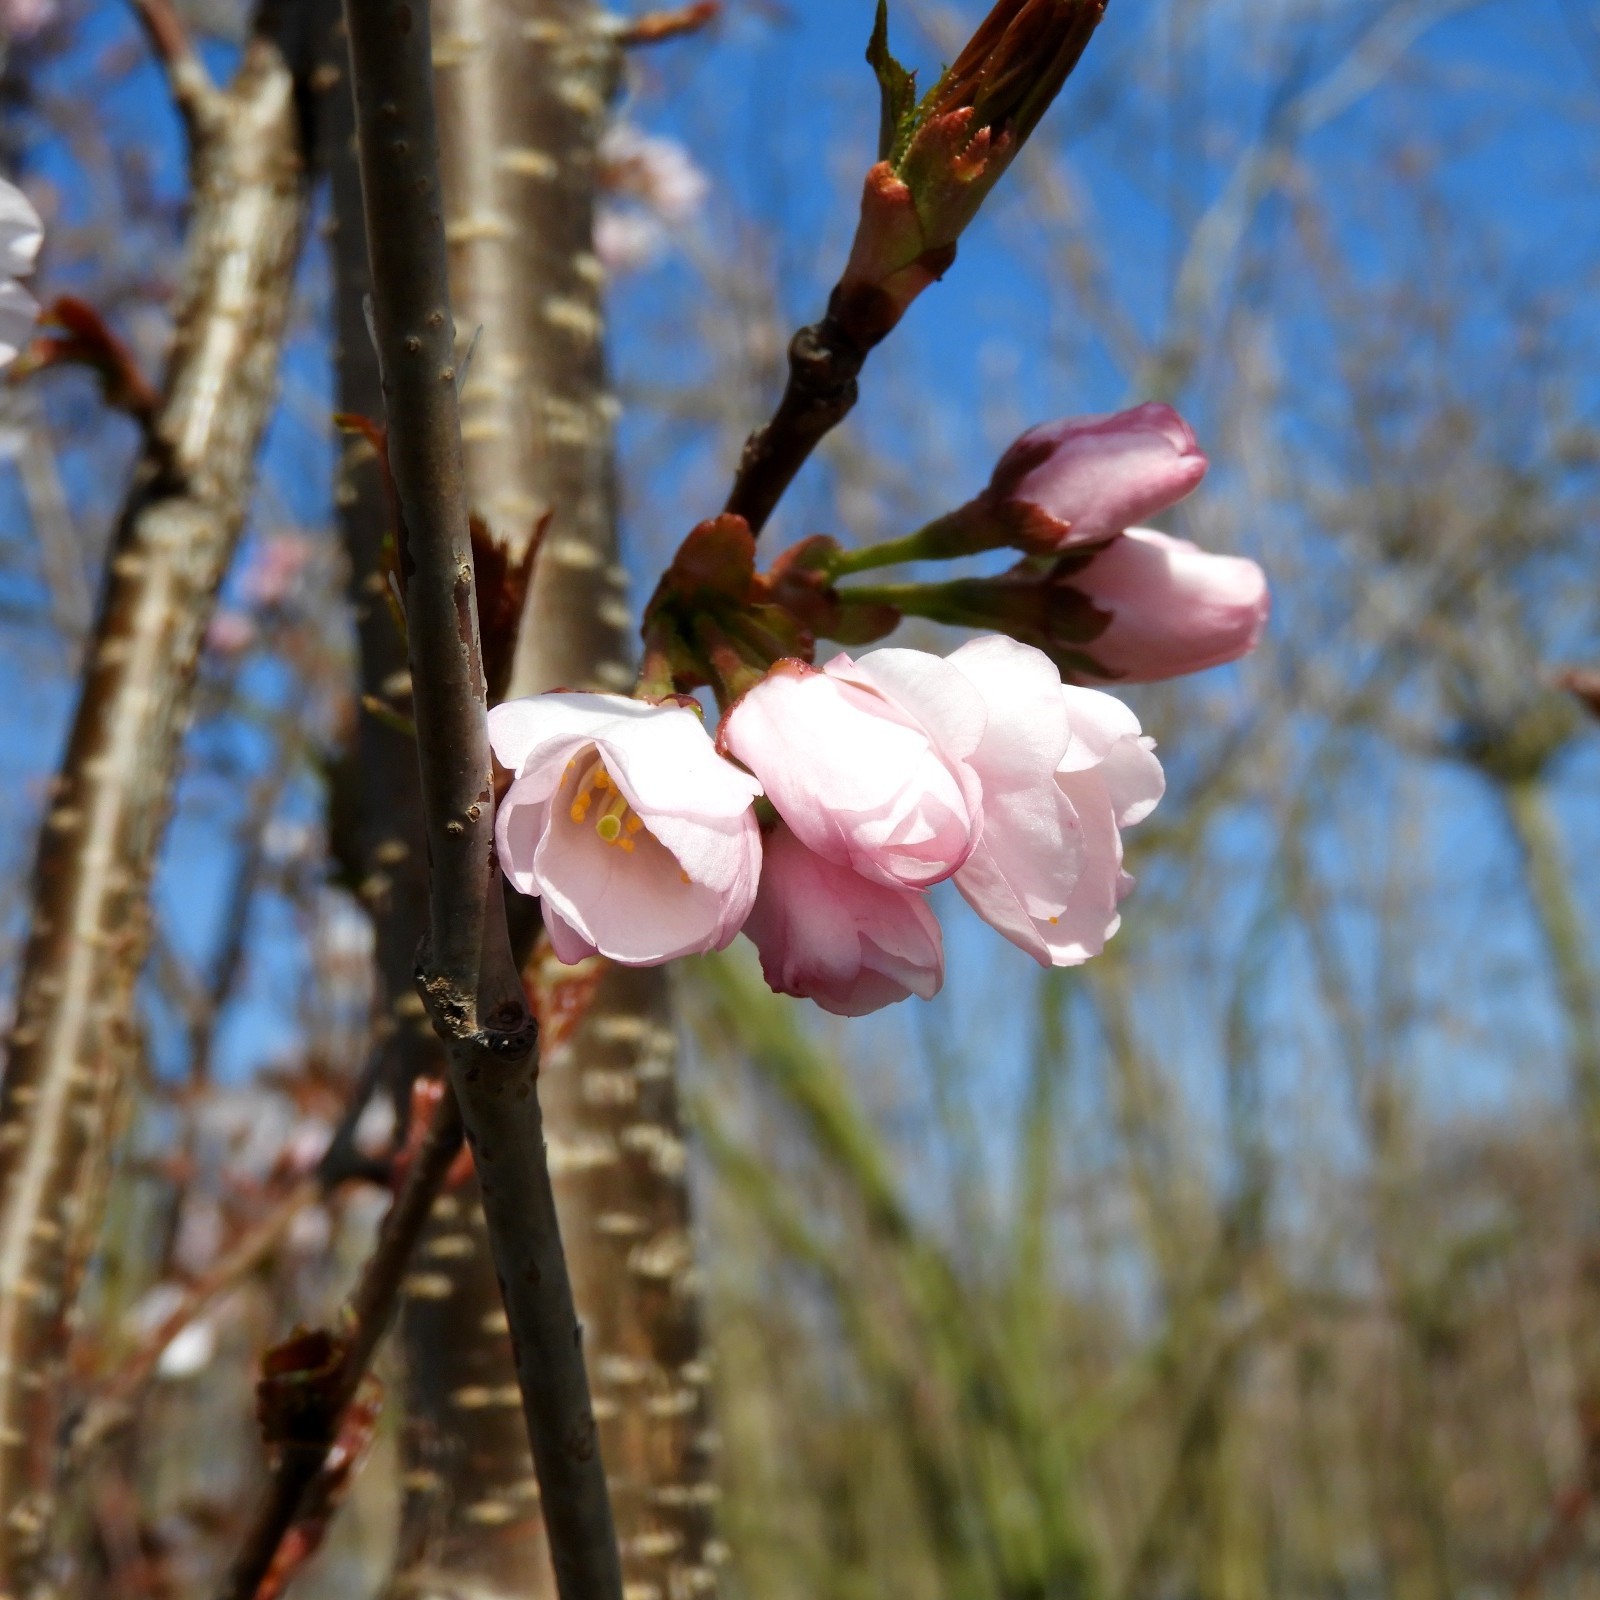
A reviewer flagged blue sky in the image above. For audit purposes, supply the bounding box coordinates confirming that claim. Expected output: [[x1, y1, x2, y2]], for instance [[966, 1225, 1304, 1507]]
[[1, 0, 1596, 1230]]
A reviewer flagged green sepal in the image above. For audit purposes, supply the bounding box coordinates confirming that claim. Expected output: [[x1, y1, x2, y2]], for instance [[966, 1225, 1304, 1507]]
[[866, 1, 920, 165]]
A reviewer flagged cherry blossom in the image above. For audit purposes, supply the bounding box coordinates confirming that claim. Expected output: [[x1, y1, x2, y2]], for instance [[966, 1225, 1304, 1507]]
[[490, 693, 762, 966], [947, 634, 1165, 965], [719, 651, 986, 891], [743, 821, 944, 1016], [1057, 526, 1269, 683]]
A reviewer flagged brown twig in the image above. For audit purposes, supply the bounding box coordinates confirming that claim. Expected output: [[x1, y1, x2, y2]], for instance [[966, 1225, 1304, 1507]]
[[214, 1091, 465, 1600], [69, 1178, 322, 1465], [616, 1, 719, 46], [341, 0, 625, 1594], [127, 0, 225, 146], [723, 313, 871, 536]]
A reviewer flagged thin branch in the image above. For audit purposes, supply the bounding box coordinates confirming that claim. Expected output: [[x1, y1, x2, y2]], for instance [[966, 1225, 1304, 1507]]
[[68, 1177, 322, 1464], [127, 0, 226, 147], [615, 1, 719, 46], [214, 1090, 465, 1600], [341, 0, 625, 1594], [723, 315, 869, 536]]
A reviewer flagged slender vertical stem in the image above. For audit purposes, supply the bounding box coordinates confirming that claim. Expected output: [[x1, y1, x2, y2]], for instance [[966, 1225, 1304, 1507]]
[[341, 0, 624, 1592]]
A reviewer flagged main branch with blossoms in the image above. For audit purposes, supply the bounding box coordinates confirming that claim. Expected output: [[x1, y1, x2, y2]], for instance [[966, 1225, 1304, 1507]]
[[0, 0, 1272, 1593], [493, 352, 1266, 1016]]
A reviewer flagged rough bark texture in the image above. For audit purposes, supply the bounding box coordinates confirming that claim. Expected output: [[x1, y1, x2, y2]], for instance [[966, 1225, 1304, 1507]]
[[369, 3, 722, 1596], [0, 25, 311, 1594]]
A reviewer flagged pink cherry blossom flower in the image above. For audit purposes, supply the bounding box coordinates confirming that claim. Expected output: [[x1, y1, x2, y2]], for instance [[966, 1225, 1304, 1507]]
[[0, 177, 42, 369], [900, 526, 1269, 685], [594, 207, 667, 275], [0, 0, 55, 40], [947, 634, 1164, 966], [743, 822, 944, 1016], [599, 126, 710, 222], [239, 530, 315, 606], [719, 651, 987, 891], [489, 693, 762, 967], [205, 609, 257, 657], [975, 403, 1208, 553], [1057, 526, 1269, 683]]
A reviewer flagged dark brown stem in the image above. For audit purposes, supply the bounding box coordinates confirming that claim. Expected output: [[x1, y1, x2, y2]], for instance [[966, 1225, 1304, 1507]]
[[0, 22, 310, 1589], [214, 1091, 466, 1600], [342, 0, 625, 1595], [722, 311, 869, 537]]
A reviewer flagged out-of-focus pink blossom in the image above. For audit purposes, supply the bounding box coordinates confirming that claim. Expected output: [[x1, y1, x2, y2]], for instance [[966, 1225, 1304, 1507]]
[[600, 125, 710, 222], [595, 207, 667, 275], [490, 693, 762, 967], [205, 610, 257, 657], [976, 403, 1209, 552], [947, 634, 1164, 966], [0, 0, 55, 41], [1058, 527, 1269, 683], [720, 651, 986, 891], [0, 176, 41, 368], [239, 530, 314, 606], [743, 822, 944, 1016]]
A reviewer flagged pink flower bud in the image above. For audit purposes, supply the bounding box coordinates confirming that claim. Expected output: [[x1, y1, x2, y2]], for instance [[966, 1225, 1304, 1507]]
[[744, 823, 944, 1016], [489, 693, 763, 967], [1063, 527, 1269, 683], [982, 404, 1209, 552], [947, 635, 1164, 966], [719, 652, 986, 892]]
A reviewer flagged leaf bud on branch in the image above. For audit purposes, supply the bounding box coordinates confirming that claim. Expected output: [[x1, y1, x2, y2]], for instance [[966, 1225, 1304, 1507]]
[[834, 0, 1107, 346]]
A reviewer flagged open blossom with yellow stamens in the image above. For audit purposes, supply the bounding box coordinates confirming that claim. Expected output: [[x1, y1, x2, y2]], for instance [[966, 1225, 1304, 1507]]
[[488, 693, 763, 967]]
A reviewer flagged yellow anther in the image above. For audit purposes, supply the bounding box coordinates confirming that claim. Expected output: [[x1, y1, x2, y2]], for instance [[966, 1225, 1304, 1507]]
[[567, 751, 645, 852]]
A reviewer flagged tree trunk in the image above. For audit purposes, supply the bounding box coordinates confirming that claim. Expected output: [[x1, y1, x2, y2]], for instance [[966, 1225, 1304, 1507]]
[[0, 15, 313, 1589]]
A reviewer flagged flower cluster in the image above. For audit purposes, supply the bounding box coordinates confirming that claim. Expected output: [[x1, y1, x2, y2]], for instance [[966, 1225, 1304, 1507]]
[[489, 636, 1161, 1016], [846, 403, 1270, 685], [488, 395, 1262, 1017]]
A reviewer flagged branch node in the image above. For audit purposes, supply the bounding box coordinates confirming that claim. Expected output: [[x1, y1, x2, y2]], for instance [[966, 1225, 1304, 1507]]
[[129, 0, 227, 147], [613, 2, 718, 47]]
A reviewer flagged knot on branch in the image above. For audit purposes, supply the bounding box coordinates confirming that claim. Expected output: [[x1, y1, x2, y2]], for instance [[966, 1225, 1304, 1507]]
[[413, 961, 539, 1063], [788, 317, 867, 408]]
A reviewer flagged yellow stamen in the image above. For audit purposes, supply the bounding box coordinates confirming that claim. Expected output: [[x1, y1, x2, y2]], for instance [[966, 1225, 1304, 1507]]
[[567, 752, 647, 852]]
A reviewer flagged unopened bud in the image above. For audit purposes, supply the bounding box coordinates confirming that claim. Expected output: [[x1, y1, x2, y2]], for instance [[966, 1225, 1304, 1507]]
[[832, 0, 1106, 345], [878, 527, 1268, 685]]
